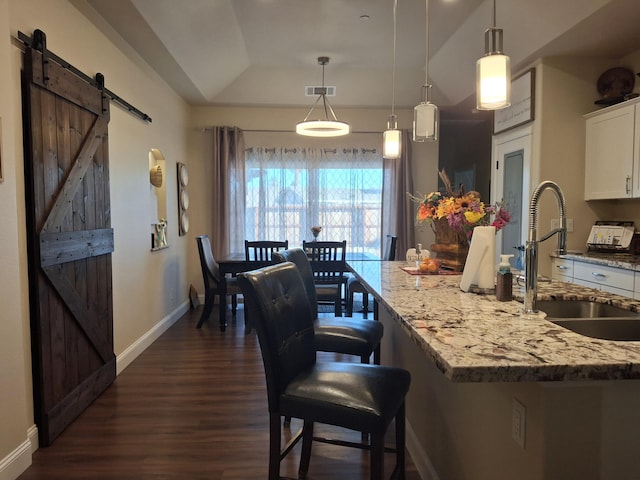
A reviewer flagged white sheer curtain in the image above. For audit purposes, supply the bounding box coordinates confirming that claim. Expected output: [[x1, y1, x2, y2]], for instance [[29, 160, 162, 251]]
[[244, 145, 383, 255]]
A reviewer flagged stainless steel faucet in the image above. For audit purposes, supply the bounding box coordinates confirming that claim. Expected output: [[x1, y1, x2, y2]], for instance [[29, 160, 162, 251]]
[[524, 181, 567, 313]]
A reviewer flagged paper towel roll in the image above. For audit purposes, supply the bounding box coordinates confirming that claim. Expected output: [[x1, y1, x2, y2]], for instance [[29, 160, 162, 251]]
[[460, 226, 496, 291], [474, 226, 496, 288]]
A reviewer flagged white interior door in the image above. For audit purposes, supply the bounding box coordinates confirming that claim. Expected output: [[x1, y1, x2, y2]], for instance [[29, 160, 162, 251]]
[[492, 127, 533, 268]]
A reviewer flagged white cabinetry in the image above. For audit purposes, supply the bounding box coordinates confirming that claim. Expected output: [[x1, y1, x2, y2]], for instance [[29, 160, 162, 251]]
[[572, 262, 635, 297], [553, 257, 636, 298], [551, 258, 574, 282], [584, 98, 640, 200]]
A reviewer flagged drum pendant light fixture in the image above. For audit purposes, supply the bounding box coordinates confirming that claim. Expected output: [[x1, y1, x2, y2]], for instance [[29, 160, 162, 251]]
[[383, 0, 401, 159], [413, 0, 438, 142], [476, 0, 511, 110], [296, 57, 350, 137]]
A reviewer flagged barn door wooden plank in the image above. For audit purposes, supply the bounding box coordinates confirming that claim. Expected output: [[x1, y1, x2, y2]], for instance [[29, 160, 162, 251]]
[[41, 264, 113, 363], [26, 48, 103, 116], [39, 229, 114, 266], [40, 116, 108, 233]]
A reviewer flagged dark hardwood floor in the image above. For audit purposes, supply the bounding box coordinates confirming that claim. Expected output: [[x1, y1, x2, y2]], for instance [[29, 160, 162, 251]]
[[18, 304, 422, 479]]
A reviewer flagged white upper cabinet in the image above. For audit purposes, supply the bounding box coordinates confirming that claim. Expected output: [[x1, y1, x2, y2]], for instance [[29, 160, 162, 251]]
[[584, 98, 640, 200]]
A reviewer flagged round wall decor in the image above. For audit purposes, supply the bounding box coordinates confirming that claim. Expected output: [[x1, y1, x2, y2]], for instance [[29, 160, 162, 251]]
[[177, 162, 189, 236]]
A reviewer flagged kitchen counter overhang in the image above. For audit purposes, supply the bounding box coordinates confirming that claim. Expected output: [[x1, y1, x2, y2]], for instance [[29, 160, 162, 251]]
[[348, 260, 640, 383]]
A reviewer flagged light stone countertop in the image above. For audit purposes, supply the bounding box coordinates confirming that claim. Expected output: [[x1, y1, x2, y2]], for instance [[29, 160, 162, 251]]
[[554, 251, 640, 271], [347, 260, 640, 383]]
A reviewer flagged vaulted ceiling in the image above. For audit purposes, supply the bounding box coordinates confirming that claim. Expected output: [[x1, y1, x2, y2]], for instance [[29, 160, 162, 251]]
[[72, 0, 640, 110]]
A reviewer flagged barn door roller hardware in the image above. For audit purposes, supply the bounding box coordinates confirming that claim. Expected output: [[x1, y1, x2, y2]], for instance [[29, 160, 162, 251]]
[[18, 29, 152, 123]]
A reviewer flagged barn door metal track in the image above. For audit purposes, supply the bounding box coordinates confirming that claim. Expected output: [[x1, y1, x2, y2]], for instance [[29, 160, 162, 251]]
[[18, 29, 152, 123]]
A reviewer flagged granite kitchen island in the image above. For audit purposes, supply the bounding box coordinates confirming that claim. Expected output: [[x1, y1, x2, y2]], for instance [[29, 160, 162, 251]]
[[347, 260, 640, 480]]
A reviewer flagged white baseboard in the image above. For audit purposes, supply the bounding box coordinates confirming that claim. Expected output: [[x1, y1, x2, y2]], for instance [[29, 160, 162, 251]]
[[116, 300, 190, 375], [0, 425, 37, 480], [27, 426, 38, 455], [406, 420, 440, 480]]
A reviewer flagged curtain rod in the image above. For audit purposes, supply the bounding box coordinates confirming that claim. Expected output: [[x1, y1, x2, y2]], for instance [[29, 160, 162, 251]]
[[201, 127, 383, 134]]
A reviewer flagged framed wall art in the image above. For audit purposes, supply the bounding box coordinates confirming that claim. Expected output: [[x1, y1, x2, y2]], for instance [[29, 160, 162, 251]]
[[494, 68, 535, 134]]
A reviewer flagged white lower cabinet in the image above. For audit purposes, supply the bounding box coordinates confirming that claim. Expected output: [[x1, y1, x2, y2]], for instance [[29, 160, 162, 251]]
[[572, 262, 635, 297], [553, 257, 638, 298], [551, 258, 574, 282]]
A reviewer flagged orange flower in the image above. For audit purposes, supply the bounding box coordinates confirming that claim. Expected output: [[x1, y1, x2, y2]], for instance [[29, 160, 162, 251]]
[[409, 170, 511, 239], [417, 204, 431, 221]]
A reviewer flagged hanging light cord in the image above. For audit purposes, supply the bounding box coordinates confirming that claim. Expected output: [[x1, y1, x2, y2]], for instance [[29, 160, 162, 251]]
[[492, 0, 497, 28], [424, 0, 429, 86], [391, 0, 397, 116]]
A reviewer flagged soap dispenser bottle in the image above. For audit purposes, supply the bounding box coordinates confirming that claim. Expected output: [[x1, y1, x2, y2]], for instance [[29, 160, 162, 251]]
[[496, 254, 514, 302]]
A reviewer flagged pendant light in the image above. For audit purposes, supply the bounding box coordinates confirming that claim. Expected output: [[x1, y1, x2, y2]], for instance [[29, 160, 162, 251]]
[[383, 0, 401, 159], [413, 0, 439, 142], [296, 57, 350, 137], [476, 0, 511, 110]]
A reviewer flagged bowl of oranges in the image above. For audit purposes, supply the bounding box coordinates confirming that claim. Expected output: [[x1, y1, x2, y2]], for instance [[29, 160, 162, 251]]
[[418, 257, 441, 274]]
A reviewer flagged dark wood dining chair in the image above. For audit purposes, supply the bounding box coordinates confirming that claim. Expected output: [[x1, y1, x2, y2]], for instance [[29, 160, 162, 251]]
[[196, 235, 243, 331], [302, 240, 348, 316], [346, 235, 398, 317], [237, 262, 410, 480], [244, 240, 289, 261]]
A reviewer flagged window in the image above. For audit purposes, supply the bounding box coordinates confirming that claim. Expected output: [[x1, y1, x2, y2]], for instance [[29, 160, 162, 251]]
[[245, 146, 383, 256]]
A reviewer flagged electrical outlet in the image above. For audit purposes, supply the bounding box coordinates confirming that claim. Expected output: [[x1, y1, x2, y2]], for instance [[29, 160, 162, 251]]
[[551, 218, 574, 232], [512, 398, 526, 448]]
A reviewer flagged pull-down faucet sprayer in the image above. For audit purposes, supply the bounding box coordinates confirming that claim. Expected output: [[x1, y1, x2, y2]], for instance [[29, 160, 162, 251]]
[[524, 181, 567, 314]]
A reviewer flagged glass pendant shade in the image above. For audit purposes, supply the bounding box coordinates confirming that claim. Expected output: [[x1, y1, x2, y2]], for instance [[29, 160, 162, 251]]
[[383, 115, 401, 159], [413, 85, 439, 142], [476, 52, 511, 110], [476, 19, 511, 110]]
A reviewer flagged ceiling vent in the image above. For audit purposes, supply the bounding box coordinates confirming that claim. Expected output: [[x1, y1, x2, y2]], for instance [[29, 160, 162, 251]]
[[305, 86, 336, 97]]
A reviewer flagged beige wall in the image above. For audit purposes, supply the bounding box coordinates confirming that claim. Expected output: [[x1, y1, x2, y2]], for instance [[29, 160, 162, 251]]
[[1, 1, 192, 476], [0, 0, 32, 477]]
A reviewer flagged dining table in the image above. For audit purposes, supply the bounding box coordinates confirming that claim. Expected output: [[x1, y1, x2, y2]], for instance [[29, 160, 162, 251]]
[[217, 250, 380, 319], [218, 250, 379, 274]]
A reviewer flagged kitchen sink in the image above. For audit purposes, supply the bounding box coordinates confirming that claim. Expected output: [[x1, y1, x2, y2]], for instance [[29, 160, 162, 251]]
[[536, 300, 640, 341], [536, 300, 638, 319], [551, 318, 640, 341]]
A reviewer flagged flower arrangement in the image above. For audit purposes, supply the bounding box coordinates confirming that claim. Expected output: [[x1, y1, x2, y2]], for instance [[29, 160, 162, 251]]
[[310, 226, 322, 238], [411, 169, 511, 242]]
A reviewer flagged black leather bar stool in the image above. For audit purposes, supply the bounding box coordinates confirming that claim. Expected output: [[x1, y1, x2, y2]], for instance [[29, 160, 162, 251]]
[[272, 248, 383, 365], [237, 262, 410, 480]]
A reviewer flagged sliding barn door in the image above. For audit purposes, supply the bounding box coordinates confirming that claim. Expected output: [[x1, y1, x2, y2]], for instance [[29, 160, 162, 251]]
[[22, 40, 115, 446]]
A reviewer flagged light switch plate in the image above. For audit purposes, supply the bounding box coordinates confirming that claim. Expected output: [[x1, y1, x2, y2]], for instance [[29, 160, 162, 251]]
[[512, 398, 526, 448]]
